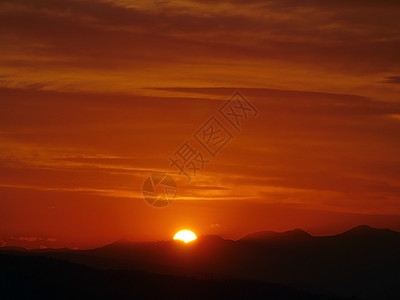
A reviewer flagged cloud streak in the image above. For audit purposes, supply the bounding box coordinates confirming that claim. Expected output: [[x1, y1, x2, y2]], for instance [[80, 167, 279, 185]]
[[1, 0, 400, 245], [0, 0, 399, 99]]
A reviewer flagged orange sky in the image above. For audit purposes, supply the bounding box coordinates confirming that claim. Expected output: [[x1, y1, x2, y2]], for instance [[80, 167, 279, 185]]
[[1, 0, 400, 248]]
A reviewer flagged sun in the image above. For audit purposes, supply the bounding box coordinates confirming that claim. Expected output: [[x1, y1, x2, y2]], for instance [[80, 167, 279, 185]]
[[173, 230, 197, 243]]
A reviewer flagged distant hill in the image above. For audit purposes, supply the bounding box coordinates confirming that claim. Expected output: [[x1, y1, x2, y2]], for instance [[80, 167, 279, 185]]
[[1, 225, 399, 299], [0, 254, 335, 300], [239, 228, 313, 244]]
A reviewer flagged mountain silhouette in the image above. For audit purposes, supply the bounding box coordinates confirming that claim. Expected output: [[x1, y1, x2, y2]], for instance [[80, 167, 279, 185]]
[[0, 254, 336, 300], [239, 228, 313, 244], [1, 225, 399, 299]]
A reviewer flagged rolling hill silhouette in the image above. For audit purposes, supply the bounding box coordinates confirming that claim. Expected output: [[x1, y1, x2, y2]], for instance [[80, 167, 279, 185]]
[[239, 228, 313, 244], [0, 254, 335, 300], [1, 225, 399, 299]]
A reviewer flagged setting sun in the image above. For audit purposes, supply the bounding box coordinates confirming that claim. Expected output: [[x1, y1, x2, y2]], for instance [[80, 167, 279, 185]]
[[173, 230, 197, 243]]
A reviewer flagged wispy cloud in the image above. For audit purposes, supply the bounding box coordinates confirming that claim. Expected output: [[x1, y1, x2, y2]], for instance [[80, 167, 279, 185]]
[[381, 76, 400, 84], [1, 0, 400, 244], [0, 0, 399, 99]]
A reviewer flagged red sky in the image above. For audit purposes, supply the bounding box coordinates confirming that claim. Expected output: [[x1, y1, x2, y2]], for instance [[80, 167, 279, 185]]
[[1, 0, 400, 249]]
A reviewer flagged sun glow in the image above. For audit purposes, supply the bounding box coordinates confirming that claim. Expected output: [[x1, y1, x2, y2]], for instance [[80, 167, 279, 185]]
[[173, 230, 197, 243]]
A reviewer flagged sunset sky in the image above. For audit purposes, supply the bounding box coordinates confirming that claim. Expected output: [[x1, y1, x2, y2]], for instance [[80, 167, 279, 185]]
[[1, 0, 400, 249]]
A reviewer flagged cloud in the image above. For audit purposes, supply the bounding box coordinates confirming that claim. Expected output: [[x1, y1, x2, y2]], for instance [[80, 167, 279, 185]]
[[381, 76, 400, 84], [0, 86, 399, 214], [0, 1, 400, 243], [1, 0, 400, 96], [210, 223, 221, 228], [10, 236, 38, 242]]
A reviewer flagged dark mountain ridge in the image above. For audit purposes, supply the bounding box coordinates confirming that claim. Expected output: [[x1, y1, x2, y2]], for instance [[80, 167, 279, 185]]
[[0, 254, 336, 300], [1, 225, 399, 299]]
